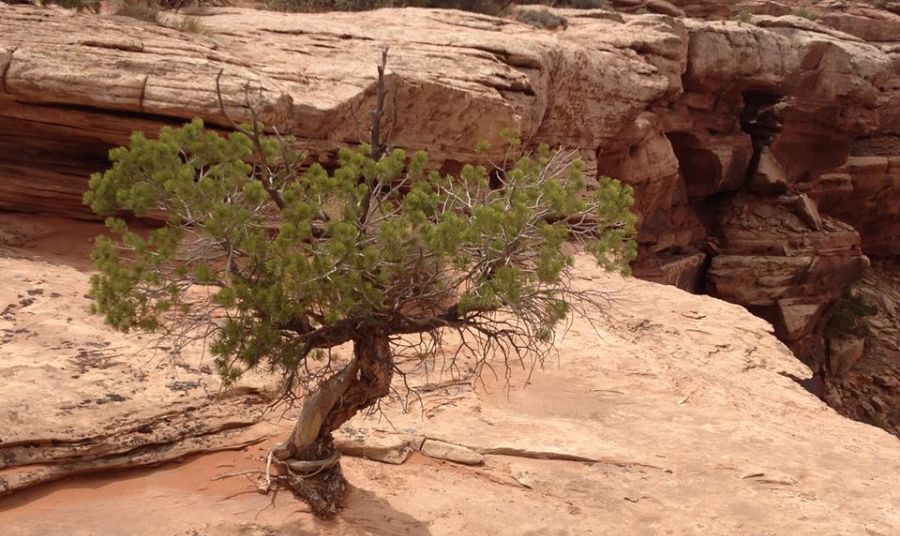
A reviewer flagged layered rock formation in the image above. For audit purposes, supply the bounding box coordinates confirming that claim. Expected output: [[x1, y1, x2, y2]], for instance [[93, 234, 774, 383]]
[[0, 2, 899, 433], [0, 216, 278, 496], [3, 253, 900, 535]]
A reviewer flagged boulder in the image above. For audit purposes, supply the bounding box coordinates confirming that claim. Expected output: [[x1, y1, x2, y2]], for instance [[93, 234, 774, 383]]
[[334, 429, 424, 465], [828, 336, 866, 377], [750, 147, 789, 193]]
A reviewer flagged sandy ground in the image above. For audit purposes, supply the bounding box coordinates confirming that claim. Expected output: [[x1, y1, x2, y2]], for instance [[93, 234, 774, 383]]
[[1, 212, 899, 535]]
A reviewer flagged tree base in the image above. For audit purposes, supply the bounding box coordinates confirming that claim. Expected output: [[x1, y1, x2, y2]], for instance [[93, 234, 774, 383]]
[[285, 462, 347, 519], [278, 433, 347, 519]]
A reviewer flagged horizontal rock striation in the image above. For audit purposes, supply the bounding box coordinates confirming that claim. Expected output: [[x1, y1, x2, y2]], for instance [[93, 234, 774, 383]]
[[0, 248, 278, 496]]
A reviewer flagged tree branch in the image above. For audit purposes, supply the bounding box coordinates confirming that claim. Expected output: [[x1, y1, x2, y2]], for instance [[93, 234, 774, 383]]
[[215, 69, 287, 211], [358, 46, 390, 229]]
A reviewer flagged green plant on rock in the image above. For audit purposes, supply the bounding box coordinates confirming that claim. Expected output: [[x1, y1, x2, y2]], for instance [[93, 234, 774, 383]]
[[83, 52, 636, 518], [792, 7, 818, 20], [732, 7, 754, 24], [513, 7, 568, 29], [827, 288, 878, 338], [162, 14, 209, 34], [112, 0, 161, 22]]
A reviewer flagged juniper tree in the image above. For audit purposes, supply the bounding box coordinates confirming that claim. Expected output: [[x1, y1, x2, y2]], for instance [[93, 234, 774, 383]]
[[83, 60, 636, 517]]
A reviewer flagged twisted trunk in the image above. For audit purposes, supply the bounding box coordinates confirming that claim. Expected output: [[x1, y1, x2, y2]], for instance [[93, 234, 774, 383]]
[[275, 332, 393, 518]]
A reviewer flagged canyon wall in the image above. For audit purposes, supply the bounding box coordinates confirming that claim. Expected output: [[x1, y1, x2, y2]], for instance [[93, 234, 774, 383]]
[[0, 1, 898, 433]]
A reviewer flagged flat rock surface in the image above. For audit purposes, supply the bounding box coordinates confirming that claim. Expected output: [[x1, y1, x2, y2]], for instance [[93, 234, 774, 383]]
[[0, 215, 278, 497], [0, 217, 897, 535]]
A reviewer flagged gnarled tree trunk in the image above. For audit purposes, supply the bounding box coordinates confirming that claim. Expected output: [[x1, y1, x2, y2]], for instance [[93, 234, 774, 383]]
[[274, 332, 393, 518]]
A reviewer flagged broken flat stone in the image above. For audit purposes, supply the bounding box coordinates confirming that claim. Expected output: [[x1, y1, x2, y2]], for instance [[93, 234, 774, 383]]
[[334, 430, 424, 465], [421, 439, 484, 466]]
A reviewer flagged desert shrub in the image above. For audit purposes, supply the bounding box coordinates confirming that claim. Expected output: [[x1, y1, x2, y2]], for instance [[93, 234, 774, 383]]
[[162, 14, 209, 33], [827, 289, 877, 338], [112, 0, 161, 21], [513, 7, 568, 29], [38, 0, 101, 12], [732, 7, 753, 24], [792, 7, 817, 20]]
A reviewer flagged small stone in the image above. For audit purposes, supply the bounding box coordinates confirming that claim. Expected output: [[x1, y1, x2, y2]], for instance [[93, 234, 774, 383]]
[[871, 396, 888, 413], [860, 401, 877, 418], [875, 376, 899, 392], [421, 439, 484, 466]]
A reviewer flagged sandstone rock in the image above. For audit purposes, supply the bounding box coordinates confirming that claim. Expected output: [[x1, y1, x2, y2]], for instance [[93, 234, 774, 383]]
[[736, 1, 792, 17], [632, 251, 706, 292], [776, 298, 826, 341], [0, 253, 277, 497], [4, 250, 900, 534], [420, 439, 484, 465], [809, 156, 900, 257], [0, 4, 681, 220], [704, 193, 869, 364], [795, 194, 823, 231], [828, 336, 866, 377], [596, 112, 704, 254], [334, 429, 424, 465], [710, 193, 863, 258], [873, 374, 899, 391], [750, 147, 789, 193], [669, 131, 753, 198], [1, 1, 900, 451], [819, 9, 900, 43]]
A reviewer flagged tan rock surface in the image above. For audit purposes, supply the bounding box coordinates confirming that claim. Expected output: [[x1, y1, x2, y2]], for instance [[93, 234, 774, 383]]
[[0, 4, 679, 219], [0, 216, 278, 497], [1, 2, 900, 518], [1, 249, 899, 535]]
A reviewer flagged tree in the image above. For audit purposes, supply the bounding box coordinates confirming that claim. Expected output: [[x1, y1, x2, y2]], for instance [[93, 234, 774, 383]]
[[83, 55, 636, 517]]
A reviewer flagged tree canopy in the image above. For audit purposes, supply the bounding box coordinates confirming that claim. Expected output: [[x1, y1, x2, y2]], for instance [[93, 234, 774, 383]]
[[86, 119, 635, 388]]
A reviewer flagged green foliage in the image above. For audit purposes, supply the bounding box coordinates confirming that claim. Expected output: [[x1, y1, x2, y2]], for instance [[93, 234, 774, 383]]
[[513, 8, 568, 30], [827, 288, 877, 338], [732, 7, 753, 24], [792, 7, 817, 20], [163, 15, 209, 33], [113, 0, 161, 22], [85, 119, 636, 387]]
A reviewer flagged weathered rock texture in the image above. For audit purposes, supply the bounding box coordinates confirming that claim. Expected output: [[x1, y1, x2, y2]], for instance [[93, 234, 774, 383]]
[[1, 2, 899, 433], [823, 260, 900, 437], [3, 255, 900, 535], [0, 217, 278, 496]]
